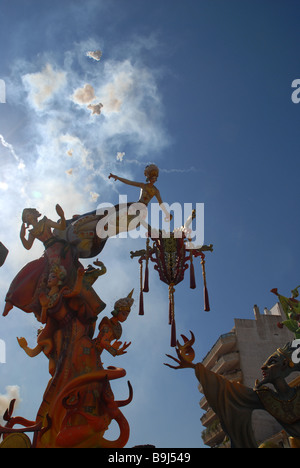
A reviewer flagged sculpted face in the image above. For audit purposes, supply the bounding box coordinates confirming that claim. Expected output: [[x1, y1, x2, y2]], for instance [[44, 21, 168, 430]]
[[47, 272, 59, 288], [148, 172, 158, 184], [144, 164, 159, 185], [258, 350, 290, 386], [23, 208, 41, 225], [116, 306, 131, 322]]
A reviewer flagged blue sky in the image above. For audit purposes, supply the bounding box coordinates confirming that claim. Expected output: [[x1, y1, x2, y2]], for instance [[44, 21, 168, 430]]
[[0, 0, 300, 448]]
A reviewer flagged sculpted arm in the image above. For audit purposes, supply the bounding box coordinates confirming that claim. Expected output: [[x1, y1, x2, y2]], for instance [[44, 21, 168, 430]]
[[46, 204, 66, 231], [155, 189, 172, 222], [20, 223, 35, 250], [17, 337, 43, 358], [109, 173, 144, 188], [97, 324, 117, 355], [96, 323, 130, 356]]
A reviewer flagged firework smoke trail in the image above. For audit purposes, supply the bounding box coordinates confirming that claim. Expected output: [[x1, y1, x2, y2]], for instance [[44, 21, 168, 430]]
[[0, 134, 25, 169]]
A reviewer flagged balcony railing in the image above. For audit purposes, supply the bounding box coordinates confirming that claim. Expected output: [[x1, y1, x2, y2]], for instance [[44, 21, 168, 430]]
[[202, 332, 237, 369], [211, 351, 240, 374], [201, 420, 225, 447]]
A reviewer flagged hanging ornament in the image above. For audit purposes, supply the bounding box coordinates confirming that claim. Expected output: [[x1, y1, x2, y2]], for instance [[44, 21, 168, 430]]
[[200, 253, 210, 312], [138, 258, 144, 315], [189, 251, 196, 289], [131, 227, 213, 347]]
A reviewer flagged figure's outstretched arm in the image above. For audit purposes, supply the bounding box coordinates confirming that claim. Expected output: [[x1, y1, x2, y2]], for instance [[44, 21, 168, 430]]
[[164, 332, 196, 369], [109, 173, 144, 188], [155, 189, 172, 222], [164, 347, 196, 370], [110, 340, 131, 356], [20, 223, 35, 250], [17, 337, 43, 358], [46, 204, 66, 231]]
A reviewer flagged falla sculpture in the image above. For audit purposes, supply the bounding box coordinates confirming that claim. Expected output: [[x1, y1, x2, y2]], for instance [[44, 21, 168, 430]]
[[0, 197, 136, 447], [0, 163, 211, 447], [165, 332, 300, 448]]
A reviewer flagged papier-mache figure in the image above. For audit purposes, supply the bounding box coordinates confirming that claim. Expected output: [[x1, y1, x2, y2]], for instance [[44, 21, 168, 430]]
[[50, 165, 171, 260], [109, 163, 172, 223], [95, 290, 134, 358], [3, 204, 74, 318], [165, 332, 300, 448]]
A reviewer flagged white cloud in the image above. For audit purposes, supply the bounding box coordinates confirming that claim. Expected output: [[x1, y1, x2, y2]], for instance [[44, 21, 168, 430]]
[[0, 182, 8, 191], [72, 83, 96, 104], [0, 35, 171, 296], [98, 60, 134, 114], [3, 41, 169, 215], [90, 191, 100, 202], [22, 63, 67, 110], [58, 133, 93, 171], [93, 59, 169, 155], [116, 151, 125, 161]]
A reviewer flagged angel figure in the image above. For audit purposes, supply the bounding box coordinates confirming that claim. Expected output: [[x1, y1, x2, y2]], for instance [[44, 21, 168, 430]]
[[3, 204, 80, 319], [49, 165, 172, 259], [108, 163, 172, 226]]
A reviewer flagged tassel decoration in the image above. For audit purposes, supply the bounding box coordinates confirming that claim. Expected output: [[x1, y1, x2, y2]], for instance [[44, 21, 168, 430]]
[[143, 237, 150, 292], [143, 260, 149, 293], [200, 254, 210, 312], [189, 252, 196, 289], [139, 260, 144, 315], [203, 285, 210, 312], [169, 283, 176, 346], [171, 319, 176, 348], [139, 290, 144, 315]]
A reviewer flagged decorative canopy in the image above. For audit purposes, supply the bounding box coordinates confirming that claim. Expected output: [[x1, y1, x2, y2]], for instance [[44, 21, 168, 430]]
[[131, 230, 213, 347]]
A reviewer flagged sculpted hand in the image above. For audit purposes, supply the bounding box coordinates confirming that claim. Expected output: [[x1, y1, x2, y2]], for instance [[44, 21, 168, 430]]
[[117, 341, 131, 355], [111, 340, 131, 355], [17, 337, 28, 349], [164, 332, 196, 369], [39, 292, 49, 307], [164, 348, 195, 369], [108, 173, 118, 181], [56, 204, 65, 218], [164, 213, 173, 222]]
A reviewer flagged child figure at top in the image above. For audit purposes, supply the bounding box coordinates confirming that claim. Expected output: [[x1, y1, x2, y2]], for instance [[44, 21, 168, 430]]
[[109, 164, 172, 222]]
